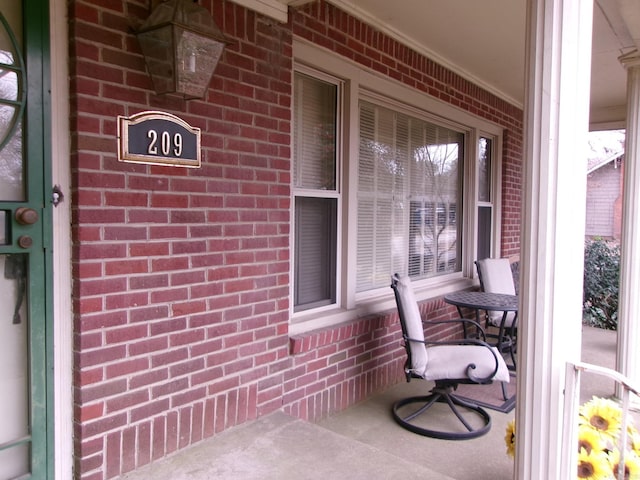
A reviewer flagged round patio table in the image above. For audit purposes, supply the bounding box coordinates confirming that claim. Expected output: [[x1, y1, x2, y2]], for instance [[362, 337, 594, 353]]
[[444, 290, 518, 369]]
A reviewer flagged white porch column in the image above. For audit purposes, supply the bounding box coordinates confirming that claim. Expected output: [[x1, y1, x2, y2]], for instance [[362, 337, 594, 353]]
[[616, 51, 640, 393], [517, 1, 593, 479]]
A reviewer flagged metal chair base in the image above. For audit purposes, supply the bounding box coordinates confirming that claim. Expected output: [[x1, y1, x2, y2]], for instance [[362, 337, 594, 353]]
[[391, 385, 492, 440]]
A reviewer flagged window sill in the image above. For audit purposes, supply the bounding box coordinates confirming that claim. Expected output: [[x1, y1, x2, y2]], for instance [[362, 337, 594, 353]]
[[289, 276, 478, 337], [289, 307, 357, 337]]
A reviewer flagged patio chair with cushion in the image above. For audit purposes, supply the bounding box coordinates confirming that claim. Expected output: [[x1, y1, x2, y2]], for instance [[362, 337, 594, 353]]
[[475, 258, 519, 367], [390, 274, 510, 440], [475, 257, 518, 307]]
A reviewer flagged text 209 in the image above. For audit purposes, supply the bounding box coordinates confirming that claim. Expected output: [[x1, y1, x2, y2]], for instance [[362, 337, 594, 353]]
[[147, 130, 183, 157]]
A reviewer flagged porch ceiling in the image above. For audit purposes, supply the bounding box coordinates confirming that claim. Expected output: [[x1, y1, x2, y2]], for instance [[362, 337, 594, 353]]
[[327, 0, 639, 129]]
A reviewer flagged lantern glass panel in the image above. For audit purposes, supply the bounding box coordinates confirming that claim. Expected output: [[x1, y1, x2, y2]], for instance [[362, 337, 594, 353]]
[[175, 27, 225, 99], [137, 25, 176, 95]]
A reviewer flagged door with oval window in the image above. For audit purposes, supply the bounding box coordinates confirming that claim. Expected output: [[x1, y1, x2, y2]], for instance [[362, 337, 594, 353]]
[[0, 0, 52, 478]]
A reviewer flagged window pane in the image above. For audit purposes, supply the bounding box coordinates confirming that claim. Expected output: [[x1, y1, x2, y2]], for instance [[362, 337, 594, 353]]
[[357, 101, 463, 291], [293, 73, 337, 191], [357, 104, 408, 291], [477, 206, 492, 260], [478, 137, 491, 202], [0, 40, 24, 200], [294, 197, 337, 311], [409, 200, 459, 276]]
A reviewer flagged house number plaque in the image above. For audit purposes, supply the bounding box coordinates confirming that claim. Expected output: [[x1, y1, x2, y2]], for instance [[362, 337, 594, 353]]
[[117, 111, 201, 168]]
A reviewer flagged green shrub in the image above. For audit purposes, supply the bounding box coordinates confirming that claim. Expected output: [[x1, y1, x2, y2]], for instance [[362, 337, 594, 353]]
[[583, 238, 620, 330]]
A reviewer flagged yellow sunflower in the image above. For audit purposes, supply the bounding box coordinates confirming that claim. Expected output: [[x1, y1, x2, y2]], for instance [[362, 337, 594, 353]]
[[576, 447, 613, 480], [578, 424, 609, 454], [579, 397, 622, 439], [628, 426, 640, 456], [505, 419, 516, 459], [609, 449, 640, 480]]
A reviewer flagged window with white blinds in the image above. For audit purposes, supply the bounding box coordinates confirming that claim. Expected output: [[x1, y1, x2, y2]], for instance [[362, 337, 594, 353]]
[[357, 101, 464, 292], [293, 71, 339, 311]]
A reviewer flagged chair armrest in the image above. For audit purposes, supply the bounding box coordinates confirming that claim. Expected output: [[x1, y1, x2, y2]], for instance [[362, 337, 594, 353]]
[[403, 335, 501, 384], [422, 318, 487, 342]]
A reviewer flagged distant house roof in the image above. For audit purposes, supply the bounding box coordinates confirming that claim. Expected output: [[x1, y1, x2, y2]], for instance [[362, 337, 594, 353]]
[[587, 150, 624, 174], [586, 129, 625, 174]]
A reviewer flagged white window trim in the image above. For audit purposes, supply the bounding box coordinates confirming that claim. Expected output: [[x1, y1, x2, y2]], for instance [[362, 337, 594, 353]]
[[290, 39, 504, 335]]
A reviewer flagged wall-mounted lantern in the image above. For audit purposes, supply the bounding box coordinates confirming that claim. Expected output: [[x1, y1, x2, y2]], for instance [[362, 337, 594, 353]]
[[136, 0, 231, 99]]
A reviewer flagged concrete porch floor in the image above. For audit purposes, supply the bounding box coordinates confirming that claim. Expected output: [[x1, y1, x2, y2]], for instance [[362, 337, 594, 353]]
[[121, 326, 617, 480]]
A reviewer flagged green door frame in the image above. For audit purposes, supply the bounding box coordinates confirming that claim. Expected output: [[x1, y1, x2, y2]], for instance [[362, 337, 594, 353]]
[[26, 0, 54, 476], [0, 0, 53, 477]]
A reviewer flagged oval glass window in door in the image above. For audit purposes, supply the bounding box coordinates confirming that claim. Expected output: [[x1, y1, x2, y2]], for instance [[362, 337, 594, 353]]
[[0, 9, 25, 202], [0, 3, 30, 477]]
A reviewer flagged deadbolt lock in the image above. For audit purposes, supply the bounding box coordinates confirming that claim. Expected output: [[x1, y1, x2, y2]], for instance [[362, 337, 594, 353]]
[[17, 235, 33, 249]]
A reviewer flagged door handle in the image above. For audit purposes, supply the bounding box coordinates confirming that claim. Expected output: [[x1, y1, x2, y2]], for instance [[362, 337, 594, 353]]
[[15, 207, 39, 225]]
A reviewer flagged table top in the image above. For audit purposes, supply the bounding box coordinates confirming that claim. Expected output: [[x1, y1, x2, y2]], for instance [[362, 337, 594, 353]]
[[444, 290, 518, 311]]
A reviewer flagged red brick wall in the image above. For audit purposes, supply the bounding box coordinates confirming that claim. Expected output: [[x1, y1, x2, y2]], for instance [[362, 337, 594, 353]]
[[70, 1, 293, 478], [286, 297, 458, 420], [69, 1, 522, 478], [502, 130, 523, 257]]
